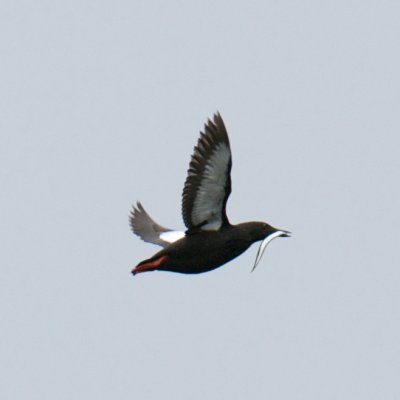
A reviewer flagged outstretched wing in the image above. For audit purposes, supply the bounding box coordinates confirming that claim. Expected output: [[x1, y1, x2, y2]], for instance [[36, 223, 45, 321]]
[[129, 202, 184, 247], [182, 112, 232, 232]]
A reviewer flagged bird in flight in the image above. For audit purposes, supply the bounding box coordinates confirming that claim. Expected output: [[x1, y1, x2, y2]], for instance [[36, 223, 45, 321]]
[[129, 113, 290, 275]]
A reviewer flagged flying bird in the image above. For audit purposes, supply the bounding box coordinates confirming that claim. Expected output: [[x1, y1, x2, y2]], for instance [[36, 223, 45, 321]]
[[130, 113, 290, 275]]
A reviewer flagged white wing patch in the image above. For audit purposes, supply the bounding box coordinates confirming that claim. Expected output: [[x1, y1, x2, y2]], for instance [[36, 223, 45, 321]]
[[191, 143, 231, 230], [159, 230, 185, 244]]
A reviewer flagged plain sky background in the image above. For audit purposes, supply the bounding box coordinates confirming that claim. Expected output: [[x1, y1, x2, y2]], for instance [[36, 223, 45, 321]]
[[1, 1, 399, 399]]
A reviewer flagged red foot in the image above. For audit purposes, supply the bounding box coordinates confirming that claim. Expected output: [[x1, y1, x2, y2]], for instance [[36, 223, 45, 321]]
[[132, 255, 168, 275]]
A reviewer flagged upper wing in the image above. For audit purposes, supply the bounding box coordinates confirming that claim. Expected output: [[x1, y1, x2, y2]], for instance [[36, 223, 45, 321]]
[[181, 112, 232, 231], [129, 202, 185, 247]]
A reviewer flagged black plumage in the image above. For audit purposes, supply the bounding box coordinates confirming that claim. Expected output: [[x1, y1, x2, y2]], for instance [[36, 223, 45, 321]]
[[130, 113, 289, 275]]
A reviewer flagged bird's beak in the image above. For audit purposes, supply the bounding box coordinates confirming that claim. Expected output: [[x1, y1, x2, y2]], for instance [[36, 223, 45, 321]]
[[280, 230, 291, 238], [251, 230, 291, 272]]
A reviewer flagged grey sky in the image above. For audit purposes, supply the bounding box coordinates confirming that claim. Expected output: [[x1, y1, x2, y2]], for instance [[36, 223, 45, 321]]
[[1, 1, 399, 399]]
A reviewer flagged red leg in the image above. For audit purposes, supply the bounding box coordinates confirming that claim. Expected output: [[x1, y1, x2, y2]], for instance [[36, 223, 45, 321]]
[[132, 255, 168, 275]]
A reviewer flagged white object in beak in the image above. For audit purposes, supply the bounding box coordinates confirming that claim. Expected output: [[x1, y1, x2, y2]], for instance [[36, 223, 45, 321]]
[[251, 231, 287, 272]]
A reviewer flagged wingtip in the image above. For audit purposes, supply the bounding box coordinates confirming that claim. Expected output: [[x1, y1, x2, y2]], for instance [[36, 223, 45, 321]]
[[129, 201, 143, 233], [203, 112, 227, 141], [214, 111, 222, 120], [129, 201, 141, 217], [213, 111, 225, 125], [136, 201, 144, 211]]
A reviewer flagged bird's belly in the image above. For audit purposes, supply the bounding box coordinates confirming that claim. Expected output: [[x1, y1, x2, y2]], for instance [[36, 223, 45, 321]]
[[161, 235, 251, 274]]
